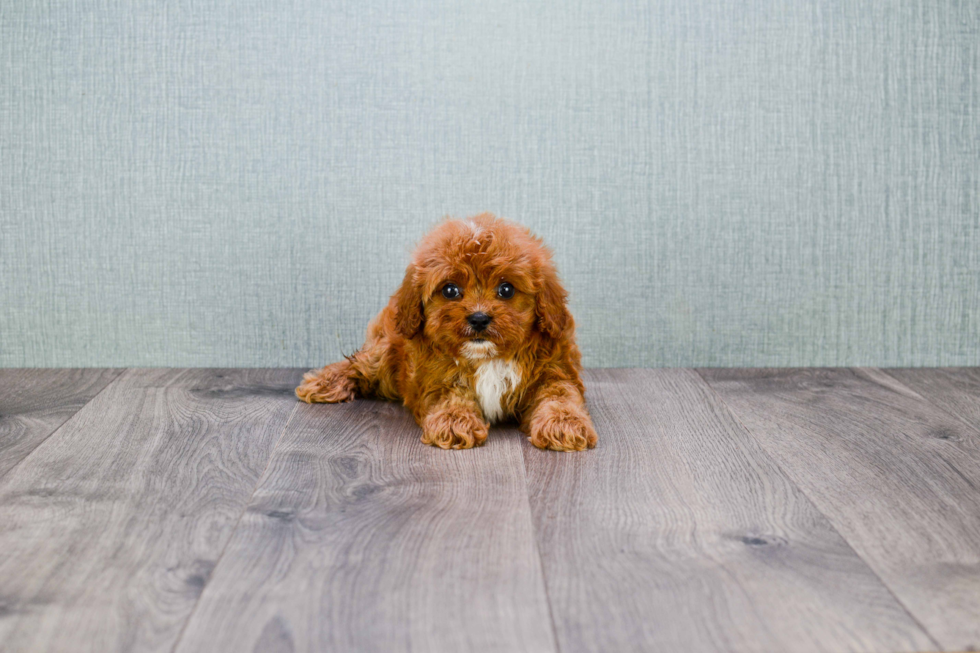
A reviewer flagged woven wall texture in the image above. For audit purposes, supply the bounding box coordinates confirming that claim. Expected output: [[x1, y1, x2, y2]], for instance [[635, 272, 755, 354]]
[[2, 1, 978, 367]]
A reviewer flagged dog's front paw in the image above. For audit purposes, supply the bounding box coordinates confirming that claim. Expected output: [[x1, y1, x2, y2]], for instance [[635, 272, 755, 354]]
[[296, 362, 356, 403], [528, 401, 598, 452], [421, 403, 489, 450]]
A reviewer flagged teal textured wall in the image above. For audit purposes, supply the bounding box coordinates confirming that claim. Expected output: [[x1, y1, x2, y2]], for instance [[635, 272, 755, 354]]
[[2, 1, 978, 368]]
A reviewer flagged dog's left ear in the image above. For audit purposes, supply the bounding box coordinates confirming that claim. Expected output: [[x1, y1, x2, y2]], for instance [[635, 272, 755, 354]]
[[394, 263, 425, 339], [535, 267, 571, 339]]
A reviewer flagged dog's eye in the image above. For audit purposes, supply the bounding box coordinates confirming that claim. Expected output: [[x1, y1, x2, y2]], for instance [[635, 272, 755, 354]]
[[497, 282, 515, 299], [441, 283, 462, 299]]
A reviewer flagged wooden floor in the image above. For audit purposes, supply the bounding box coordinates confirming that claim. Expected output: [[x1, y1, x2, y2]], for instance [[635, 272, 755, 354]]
[[0, 369, 978, 653]]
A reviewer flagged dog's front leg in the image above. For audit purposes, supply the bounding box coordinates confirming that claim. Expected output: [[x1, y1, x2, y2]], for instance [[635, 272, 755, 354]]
[[418, 391, 489, 450], [523, 380, 598, 452]]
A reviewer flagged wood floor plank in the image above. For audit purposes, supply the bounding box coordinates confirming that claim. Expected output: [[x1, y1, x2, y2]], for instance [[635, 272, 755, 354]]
[[0, 369, 123, 478], [884, 368, 980, 431], [173, 398, 557, 653], [699, 367, 980, 651], [0, 368, 302, 653], [522, 368, 934, 653]]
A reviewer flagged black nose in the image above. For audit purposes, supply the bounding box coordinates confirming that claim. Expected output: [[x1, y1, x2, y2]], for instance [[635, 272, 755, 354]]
[[467, 312, 492, 332]]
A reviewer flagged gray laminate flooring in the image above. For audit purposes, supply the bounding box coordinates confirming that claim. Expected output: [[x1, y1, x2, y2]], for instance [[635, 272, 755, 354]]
[[0, 368, 977, 653]]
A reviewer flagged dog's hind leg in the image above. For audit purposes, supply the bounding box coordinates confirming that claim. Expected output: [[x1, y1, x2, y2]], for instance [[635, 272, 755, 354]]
[[295, 341, 388, 404], [295, 358, 360, 403], [296, 312, 396, 404]]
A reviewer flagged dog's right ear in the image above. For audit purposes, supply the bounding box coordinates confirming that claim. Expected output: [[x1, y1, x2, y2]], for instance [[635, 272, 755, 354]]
[[394, 263, 425, 339]]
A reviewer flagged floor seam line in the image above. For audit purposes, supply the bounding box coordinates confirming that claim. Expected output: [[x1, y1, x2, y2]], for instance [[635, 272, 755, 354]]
[[877, 367, 980, 439], [692, 368, 944, 652], [0, 367, 127, 483], [517, 438, 563, 653], [168, 398, 301, 653]]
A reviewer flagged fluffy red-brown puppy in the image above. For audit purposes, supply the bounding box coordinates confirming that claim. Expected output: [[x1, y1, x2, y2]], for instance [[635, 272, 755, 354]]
[[296, 213, 597, 451]]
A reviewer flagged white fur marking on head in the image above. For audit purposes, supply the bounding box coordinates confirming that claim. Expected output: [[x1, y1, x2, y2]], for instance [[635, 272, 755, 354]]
[[473, 359, 521, 423], [467, 218, 483, 239]]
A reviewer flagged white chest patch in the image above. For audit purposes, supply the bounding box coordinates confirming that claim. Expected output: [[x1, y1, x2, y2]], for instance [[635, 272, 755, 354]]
[[473, 359, 521, 423]]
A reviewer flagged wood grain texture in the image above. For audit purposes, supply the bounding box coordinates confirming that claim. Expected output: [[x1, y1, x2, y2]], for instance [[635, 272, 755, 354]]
[[0, 369, 122, 478], [522, 368, 934, 653], [0, 368, 302, 653], [884, 368, 980, 432], [173, 398, 557, 653], [699, 367, 980, 651]]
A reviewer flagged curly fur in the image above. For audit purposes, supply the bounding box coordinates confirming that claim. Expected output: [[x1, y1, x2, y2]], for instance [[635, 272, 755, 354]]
[[296, 213, 598, 451]]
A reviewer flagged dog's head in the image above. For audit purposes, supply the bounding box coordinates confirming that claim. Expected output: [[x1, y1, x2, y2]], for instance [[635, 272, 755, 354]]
[[393, 214, 571, 360]]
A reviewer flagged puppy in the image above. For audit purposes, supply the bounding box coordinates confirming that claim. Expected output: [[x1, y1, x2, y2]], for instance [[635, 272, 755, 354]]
[[296, 213, 597, 451]]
